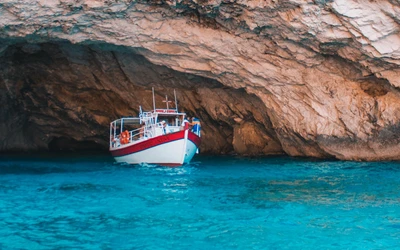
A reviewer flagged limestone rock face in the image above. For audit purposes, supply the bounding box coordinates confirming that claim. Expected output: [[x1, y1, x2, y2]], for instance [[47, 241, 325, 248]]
[[1, 0, 400, 160]]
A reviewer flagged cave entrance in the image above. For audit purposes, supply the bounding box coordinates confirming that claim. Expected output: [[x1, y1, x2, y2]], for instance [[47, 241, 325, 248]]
[[48, 137, 107, 153]]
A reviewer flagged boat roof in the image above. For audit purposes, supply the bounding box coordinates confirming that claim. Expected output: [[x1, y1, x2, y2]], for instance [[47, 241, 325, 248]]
[[111, 109, 188, 125], [152, 109, 186, 116], [112, 118, 141, 126]]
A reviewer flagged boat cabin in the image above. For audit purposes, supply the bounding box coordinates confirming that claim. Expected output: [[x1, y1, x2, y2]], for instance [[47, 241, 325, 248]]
[[109, 108, 191, 149]]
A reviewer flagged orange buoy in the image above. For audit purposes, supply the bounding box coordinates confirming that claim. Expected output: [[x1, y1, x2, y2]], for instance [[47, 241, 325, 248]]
[[125, 130, 130, 141]]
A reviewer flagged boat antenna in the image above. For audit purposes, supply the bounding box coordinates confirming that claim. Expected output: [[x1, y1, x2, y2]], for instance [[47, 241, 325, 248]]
[[152, 87, 156, 111], [174, 89, 178, 112], [139, 105, 143, 123]]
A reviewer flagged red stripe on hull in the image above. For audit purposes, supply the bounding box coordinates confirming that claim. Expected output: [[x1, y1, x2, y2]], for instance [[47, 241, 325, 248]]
[[188, 132, 201, 148], [110, 130, 201, 157]]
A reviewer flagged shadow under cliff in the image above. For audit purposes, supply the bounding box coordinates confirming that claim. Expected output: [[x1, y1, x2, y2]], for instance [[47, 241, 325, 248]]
[[0, 40, 284, 156]]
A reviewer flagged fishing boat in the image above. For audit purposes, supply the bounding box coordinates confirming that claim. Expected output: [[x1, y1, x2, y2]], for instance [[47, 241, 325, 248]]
[[109, 89, 201, 166]]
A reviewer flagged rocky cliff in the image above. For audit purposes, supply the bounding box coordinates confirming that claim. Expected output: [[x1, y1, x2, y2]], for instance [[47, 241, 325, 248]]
[[1, 0, 400, 160]]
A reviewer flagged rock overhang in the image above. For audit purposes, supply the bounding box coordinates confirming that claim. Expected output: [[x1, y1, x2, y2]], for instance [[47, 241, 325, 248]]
[[1, 0, 400, 160]]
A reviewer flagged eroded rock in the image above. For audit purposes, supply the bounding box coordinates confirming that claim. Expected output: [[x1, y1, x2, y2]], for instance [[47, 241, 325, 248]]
[[0, 0, 400, 160]]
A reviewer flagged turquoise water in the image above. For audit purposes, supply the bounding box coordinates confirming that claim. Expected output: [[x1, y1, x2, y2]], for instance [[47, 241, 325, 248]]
[[0, 154, 400, 249]]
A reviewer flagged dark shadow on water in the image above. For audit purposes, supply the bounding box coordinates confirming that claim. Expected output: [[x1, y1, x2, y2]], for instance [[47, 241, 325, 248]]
[[0, 152, 115, 175], [0, 151, 113, 162], [2, 152, 400, 176], [192, 154, 337, 166]]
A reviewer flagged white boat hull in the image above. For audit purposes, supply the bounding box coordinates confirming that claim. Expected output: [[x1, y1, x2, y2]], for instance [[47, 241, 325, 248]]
[[110, 130, 200, 166]]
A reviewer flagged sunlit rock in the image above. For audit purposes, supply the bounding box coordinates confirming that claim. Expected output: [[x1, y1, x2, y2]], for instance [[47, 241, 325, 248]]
[[0, 0, 400, 160]]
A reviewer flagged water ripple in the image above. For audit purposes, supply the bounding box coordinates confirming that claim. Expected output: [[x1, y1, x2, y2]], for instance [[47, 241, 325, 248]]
[[1, 155, 400, 249]]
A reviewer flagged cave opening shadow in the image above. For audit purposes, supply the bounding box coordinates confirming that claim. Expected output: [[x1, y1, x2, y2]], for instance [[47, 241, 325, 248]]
[[48, 137, 108, 153]]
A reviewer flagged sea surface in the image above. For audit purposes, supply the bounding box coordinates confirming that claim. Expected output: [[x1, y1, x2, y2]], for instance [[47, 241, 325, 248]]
[[0, 154, 399, 249]]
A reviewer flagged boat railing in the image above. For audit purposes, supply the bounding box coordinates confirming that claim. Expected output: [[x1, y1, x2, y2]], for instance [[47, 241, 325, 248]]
[[110, 114, 201, 149], [110, 129, 144, 149], [129, 127, 142, 141], [140, 112, 154, 123]]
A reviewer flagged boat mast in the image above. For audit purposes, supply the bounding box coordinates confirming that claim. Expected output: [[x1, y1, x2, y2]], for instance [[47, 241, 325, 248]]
[[174, 89, 178, 112], [163, 95, 172, 109], [139, 105, 143, 124], [152, 87, 156, 111]]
